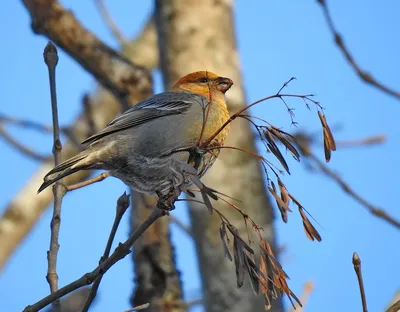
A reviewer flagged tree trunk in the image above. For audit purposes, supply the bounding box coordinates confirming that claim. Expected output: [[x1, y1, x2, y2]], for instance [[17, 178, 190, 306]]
[[154, 1, 282, 311]]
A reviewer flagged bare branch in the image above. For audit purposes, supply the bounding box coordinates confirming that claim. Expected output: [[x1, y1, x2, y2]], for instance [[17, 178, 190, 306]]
[[22, 0, 152, 107], [43, 42, 63, 312], [292, 130, 399, 230], [65, 172, 110, 192], [0, 114, 53, 133], [94, 0, 127, 45], [317, 0, 400, 100], [81, 193, 130, 311], [0, 126, 48, 161], [352, 252, 368, 312], [308, 151, 400, 230], [24, 202, 168, 312]]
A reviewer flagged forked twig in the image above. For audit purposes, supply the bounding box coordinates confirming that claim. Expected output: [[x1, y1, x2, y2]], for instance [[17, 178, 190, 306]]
[[24, 204, 167, 312], [203, 92, 320, 148], [81, 193, 131, 311]]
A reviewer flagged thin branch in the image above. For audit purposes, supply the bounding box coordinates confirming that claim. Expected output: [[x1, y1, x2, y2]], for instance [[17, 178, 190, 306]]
[[0, 114, 53, 133], [352, 252, 368, 312], [23, 206, 167, 312], [0, 126, 48, 161], [65, 172, 110, 192], [308, 152, 400, 229], [0, 113, 84, 151], [44, 42, 63, 312], [203, 91, 321, 148], [81, 193, 130, 311], [317, 0, 400, 100], [94, 0, 127, 45]]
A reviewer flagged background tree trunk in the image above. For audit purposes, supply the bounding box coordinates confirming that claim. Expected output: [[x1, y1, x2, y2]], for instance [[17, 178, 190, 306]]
[[154, 1, 282, 311]]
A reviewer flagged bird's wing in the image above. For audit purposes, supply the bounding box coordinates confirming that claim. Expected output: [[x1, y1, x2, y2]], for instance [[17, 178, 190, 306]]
[[82, 92, 205, 145]]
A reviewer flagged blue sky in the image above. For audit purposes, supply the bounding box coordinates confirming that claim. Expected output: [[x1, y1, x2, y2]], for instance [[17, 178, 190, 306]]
[[1, 1, 399, 311]]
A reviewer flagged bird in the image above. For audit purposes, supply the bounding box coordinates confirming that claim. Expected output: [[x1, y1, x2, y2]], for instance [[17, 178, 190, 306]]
[[38, 71, 233, 209]]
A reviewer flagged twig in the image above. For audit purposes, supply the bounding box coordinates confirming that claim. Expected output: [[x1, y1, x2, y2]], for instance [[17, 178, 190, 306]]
[[204, 93, 317, 147], [308, 152, 400, 229], [81, 192, 131, 311], [44, 42, 64, 312], [352, 252, 368, 312], [386, 300, 400, 312], [0, 113, 83, 151], [317, 0, 400, 100], [23, 206, 167, 312], [124, 303, 150, 312], [65, 172, 110, 192], [0, 126, 48, 161], [0, 114, 53, 132], [94, 0, 127, 45]]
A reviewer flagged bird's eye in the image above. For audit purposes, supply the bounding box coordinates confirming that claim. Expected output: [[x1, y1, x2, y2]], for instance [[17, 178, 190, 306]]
[[199, 77, 208, 83]]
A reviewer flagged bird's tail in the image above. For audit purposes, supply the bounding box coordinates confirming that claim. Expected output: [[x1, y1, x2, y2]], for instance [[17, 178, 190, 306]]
[[38, 150, 95, 193]]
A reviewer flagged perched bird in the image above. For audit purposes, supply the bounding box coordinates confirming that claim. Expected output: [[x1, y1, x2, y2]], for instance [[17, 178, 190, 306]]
[[38, 71, 233, 207]]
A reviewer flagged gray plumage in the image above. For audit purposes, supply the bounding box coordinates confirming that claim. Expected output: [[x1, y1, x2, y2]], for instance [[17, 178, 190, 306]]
[[38, 91, 214, 199]]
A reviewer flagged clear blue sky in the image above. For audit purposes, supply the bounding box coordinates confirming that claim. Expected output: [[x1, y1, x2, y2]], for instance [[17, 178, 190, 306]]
[[1, 1, 399, 311]]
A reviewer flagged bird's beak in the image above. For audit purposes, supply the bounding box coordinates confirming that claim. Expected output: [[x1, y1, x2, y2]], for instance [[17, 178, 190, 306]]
[[216, 77, 233, 93]]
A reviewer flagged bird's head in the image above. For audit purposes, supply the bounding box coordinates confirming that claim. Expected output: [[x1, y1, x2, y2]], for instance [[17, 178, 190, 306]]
[[172, 71, 233, 99]]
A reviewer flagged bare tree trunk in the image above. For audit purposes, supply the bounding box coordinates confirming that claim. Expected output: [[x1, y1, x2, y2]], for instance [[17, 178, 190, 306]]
[[154, 1, 282, 311]]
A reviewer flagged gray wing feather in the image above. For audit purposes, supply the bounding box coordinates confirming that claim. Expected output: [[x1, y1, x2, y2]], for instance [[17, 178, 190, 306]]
[[82, 92, 205, 145]]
